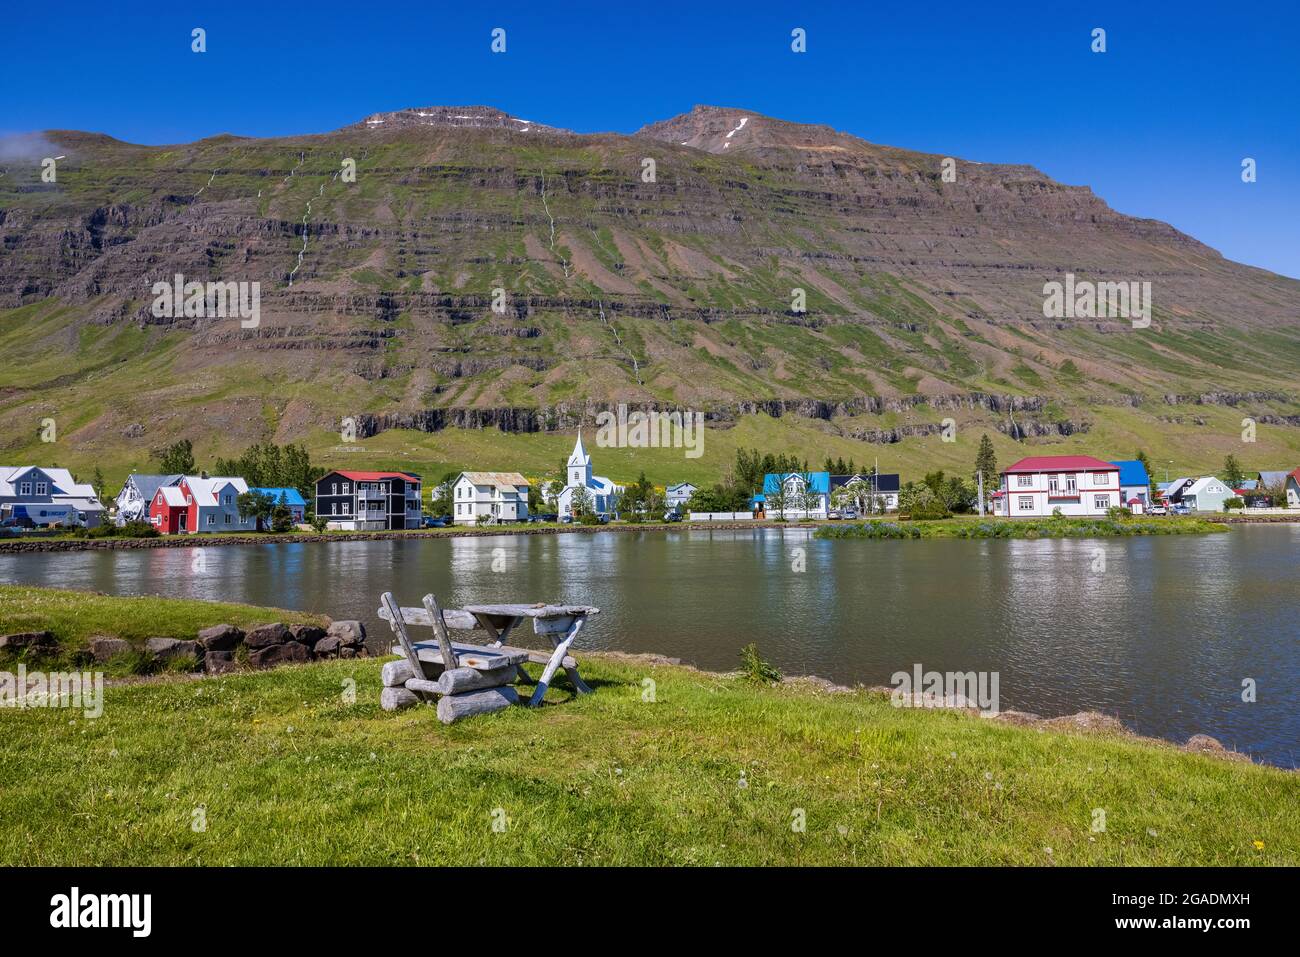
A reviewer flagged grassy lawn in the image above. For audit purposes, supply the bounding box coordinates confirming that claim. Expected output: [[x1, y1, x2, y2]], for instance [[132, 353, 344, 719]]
[[814, 515, 1229, 539], [0, 584, 327, 651], [0, 588, 1294, 866]]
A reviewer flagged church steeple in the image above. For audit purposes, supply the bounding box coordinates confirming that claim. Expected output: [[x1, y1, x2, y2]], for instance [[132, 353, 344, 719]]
[[567, 430, 592, 488]]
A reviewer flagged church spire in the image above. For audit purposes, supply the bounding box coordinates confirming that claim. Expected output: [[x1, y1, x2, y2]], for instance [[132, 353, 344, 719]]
[[568, 429, 590, 467]]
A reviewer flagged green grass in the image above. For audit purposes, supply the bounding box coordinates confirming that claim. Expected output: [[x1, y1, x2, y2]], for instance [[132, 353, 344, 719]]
[[0, 587, 1293, 865], [0, 584, 326, 652], [815, 516, 1228, 539]]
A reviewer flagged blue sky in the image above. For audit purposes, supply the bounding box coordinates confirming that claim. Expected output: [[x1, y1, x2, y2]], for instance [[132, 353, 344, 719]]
[[6, 1, 1298, 277]]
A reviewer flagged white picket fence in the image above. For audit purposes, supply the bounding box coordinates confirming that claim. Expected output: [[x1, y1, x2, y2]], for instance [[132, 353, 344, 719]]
[[688, 511, 754, 521]]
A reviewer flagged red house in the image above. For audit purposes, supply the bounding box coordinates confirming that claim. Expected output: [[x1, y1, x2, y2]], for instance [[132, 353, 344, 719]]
[[149, 485, 190, 533]]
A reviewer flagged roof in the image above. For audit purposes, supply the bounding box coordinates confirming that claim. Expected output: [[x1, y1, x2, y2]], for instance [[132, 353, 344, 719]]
[[1258, 470, 1289, 486], [181, 475, 249, 506], [1127, 497, 1143, 505], [567, 432, 590, 467], [1003, 456, 1117, 474], [157, 486, 187, 507], [830, 472, 901, 493], [1289, 467, 1300, 484], [1110, 460, 1150, 487], [330, 470, 420, 483], [1183, 477, 1233, 496], [762, 472, 830, 494], [123, 474, 182, 501], [457, 471, 529, 490], [0, 466, 98, 499], [248, 487, 307, 507], [666, 482, 696, 493]]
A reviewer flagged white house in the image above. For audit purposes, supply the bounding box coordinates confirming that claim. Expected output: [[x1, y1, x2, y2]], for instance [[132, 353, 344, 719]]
[[557, 433, 622, 519], [996, 456, 1121, 517], [1179, 476, 1237, 512], [179, 475, 253, 532], [1287, 468, 1300, 508], [452, 472, 530, 524], [0, 466, 106, 527], [665, 482, 697, 510]]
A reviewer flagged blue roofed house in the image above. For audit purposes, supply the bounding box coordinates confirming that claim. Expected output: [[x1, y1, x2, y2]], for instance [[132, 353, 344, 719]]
[[759, 472, 831, 518], [1110, 459, 1151, 511], [248, 487, 307, 524]]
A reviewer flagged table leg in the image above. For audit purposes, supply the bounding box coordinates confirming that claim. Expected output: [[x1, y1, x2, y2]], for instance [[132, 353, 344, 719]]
[[529, 617, 586, 707]]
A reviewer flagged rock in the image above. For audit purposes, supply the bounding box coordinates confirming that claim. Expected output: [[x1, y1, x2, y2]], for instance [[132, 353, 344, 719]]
[[204, 651, 238, 674], [289, 624, 326, 648], [245, 623, 291, 649], [145, 636, 201, 663], [1183, 734, 1251, 762], [326, 620, 365, 647], [1042, 711, 1127, 734], [249, 640, 310, 669], [381, 686, 420, 711], [197, 624, 244, 651], [0, 631, 57, 654], [990, 710, 1044, 726], [313, 636, 342, 658], [339, 647, 357, 659], [89, 636, 133, 662]]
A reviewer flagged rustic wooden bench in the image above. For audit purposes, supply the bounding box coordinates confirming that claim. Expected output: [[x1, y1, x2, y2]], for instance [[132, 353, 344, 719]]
[[377, 593, 599, 716]]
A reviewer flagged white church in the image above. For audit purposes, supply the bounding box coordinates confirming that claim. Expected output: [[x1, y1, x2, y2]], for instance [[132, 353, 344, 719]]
[[556, 432, 622, 520]]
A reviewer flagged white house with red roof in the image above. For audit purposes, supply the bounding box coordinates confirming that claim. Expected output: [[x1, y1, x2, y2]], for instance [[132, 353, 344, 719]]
[[994, 455, 1121, 517], [1286, 468, 1300, 509], [315, 469, 422, 530]]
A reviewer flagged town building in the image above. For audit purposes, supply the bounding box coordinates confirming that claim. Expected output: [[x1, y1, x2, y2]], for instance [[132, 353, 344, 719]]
[[115, 473, 182, 525], [1179, 476, 1237, 512], [314, 470, 422, 530], [665, 483, 697, 510], [556, 433, 622, 520], [451, 472, 531, 524], [996, 456, 1121, 517], [0, 466, 106, 528], [149, 475, 252, 533], [1110, 460, 1152, 507], [1285, 468, 1300, 508]]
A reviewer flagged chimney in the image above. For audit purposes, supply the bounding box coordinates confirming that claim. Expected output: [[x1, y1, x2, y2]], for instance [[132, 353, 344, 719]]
[[200, 470, 209, 480]]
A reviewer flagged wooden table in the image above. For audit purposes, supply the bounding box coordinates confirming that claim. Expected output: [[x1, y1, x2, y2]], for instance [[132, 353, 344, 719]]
[[461, 604, 598, 706]]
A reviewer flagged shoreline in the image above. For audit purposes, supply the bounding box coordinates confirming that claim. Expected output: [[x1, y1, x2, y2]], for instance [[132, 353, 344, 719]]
[[1, 512, 1287, 553]]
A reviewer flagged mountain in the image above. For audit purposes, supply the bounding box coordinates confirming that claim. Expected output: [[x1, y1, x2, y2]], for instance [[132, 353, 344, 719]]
[[1, 104, 1298, 483]]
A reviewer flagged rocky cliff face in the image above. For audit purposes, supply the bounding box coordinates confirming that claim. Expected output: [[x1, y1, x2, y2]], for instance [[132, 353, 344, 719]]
[[0, 105, 1296, 456]]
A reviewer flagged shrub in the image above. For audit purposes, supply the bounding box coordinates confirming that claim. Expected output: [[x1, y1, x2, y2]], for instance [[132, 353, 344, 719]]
[[738, 643, 782, 683], [1223, 497, 1244, 511]]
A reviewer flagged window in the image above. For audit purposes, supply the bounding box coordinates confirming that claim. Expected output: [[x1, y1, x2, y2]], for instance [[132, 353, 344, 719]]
[[1094, 495, 1110, 509], [35, 482, 47, 495], [19, 482, 31, 496], [1018, 496, 1034, 511], [1016, 475, 1032, 487], [224, 514, 232, 525], [1066, 475, 1077, 493], [207, 514, 215, 526], [1048, 476, 1059, 493], [331, 483, 338, 494], [223, 494, 231, 505], [342, 482, 350, 494], [331, 503, 338, 515]]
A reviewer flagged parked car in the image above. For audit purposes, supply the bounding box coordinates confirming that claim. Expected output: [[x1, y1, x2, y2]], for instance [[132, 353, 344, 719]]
[[533, 513, 559, 523], [0, 515, 35, 529], [843, 508, 858, 520], [1171, 504, 1192, 515], [559, 515, 573, 524], [663, 510, 682, 522], [827, 510, 842, 520], [422, 515, 450, 528], [1249, 499, 1272, 509], [1147, 505, 1168, 515]]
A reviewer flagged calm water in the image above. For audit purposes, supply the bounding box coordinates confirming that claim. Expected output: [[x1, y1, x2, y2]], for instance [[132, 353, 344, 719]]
[[3, 525, 1297, 766]]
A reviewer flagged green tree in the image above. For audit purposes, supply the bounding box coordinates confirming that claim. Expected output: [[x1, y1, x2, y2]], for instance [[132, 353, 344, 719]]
[[236, 490, 275, 531], [429, 472, 458, 518], [270, 500, 294, 533], [973, 434, 998, 507], [1135, 450, 1158, 500], [1221, 455, 1245, 490], [91, 467, 106, 502], [156, 440, 195, 474]]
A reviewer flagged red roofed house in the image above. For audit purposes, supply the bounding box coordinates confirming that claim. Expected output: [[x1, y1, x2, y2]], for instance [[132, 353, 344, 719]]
[[315, 470, 422, 530], [997, 455, 1121, 517]]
